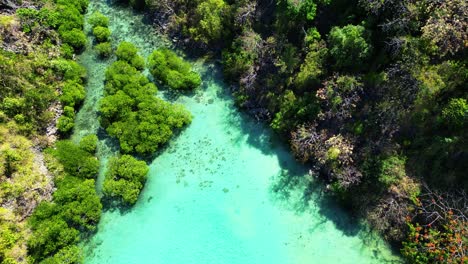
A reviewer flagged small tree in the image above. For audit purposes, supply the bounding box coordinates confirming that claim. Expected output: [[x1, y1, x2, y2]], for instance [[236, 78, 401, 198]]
[[88, 11, 109, 28], [328, 24, 372, 69], [189, 0, 230, 44], [441, 98, 467, 129], [92, 26, 111, 42], [103, 155, 149, 205]]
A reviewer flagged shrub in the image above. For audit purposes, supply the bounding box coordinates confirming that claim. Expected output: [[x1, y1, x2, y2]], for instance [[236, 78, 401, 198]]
[[28, 177, 101, 262], [47, 140, 99, 179], [441, 98, 467, 129], [148, 48, 201, 90], [60, 44, 74, 59], [188, 0, 230, 44], [100, 56, 192, 155], [57, 106, 75, 133], [92, 26, 111, 43], [60, 28, 87, 50], [115, 41, 144, 69], [115, 41, 138, 62], [52, 59, 87, 83], [378, 155, 407, 187], [79, 134, 98, 153], [57, 115, 74, 134], [328, 24, 372, 69], [103, 155, 148, 205], [60, 81, 85, 108], [95, 42, 112, 57], [88, 11, 109, 28]]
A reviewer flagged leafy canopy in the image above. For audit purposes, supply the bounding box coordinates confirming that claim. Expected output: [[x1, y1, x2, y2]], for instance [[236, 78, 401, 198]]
[[148, 48, 201, 90]]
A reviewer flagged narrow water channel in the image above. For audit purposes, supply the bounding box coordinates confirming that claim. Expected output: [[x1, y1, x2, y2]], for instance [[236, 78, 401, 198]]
[[75, 1, 402, 263]]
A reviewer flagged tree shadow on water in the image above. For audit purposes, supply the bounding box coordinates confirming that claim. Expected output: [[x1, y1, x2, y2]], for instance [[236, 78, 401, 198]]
[[270, 165, 403, 262], [269, 164, 363, 238]]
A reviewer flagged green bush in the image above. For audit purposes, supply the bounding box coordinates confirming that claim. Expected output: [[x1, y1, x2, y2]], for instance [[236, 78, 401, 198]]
[[103, 155, 149, 205], [40, 245, 81, 264], [148, 48, 201, 90], [47, 140, 99, 179], [28, 217, 80, 262], [130, 55, 145, 71], [60, 28, 87, 50], [55, 7, 83, 31], [115, 41, 144, 70], [441, 98, 467, 129], [52, 59, 87, 83], [52, 177, 102, 230], [57, 106, 75, 134], [57, 115, 74, 134], [115, 41, 138, 62], [56, 0, 89, 14], [92, 26, 111, 43], [28, 177, 101, 262], [88, 11, 109, 28], [100, 59, 192, 155], [294, 39, 328, 89], [79, 134, 98, 153], [188, 0, 230, 44], [328, 24, 372, 69], [95, 42, 112, 57], [60, 81, 86, 108], [378, 155, 407, 187], [60, 43, 74, 59]]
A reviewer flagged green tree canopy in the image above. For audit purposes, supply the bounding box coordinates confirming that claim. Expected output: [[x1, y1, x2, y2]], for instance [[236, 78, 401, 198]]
[[328, 24, 372, 69], [103, 155, 149, 205], [88, 11, 109, 28], [100, 48, 192, 155], [93, 26, 111, 42], [148, 48, 201, 90], [189, 0, 230, 44]]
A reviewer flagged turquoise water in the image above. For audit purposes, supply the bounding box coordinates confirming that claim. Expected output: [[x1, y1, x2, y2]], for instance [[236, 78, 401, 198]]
[[77, 1, 402, 263]]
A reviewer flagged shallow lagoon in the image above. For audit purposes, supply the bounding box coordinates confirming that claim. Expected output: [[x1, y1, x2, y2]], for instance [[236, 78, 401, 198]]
[[77, 1, 401, 263]]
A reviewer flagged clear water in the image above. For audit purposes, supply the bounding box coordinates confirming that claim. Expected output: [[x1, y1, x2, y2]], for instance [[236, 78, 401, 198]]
[[76, 1, 402, 263]]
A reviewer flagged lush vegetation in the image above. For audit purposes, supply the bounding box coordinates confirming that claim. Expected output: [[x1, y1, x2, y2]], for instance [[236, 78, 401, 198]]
[[98, 41, 192, 208], [0, 0, 102, 263], [103, 155, 149, 205], [28, 137, 101, 263], [16, 0, 89, 51], [89, 11, 112, 58], [99, 42, 192, 155], [138, 0, 467, 262], [0, 51, 86, 136], [148, 48, 202, 90], [0, 124, 51, 263], [1, 0, 467, 263]]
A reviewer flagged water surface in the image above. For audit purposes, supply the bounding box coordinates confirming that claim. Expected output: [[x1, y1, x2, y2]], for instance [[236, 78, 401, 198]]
[[78, 1, 401, 263]]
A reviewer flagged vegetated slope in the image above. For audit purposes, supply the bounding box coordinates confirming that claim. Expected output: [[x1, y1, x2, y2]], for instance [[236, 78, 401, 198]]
[[126, 0, 467, 262], [0, 0, 102, 263]]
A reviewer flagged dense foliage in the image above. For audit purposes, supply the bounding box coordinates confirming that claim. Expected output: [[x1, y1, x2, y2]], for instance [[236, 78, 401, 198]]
[[99, 42, 192, 155], [103, 155, 149, 205], [29, 137, 101, 263], [0, 52, 86, 135], [0, 0, 101, 263], [16, 0, 89, 50], [95, 42, 112, 57], [0, 124, 51, 263], [1, 0, 467, 263], [140, 0, 468, 262], [148, 48, 201, 90], [89, 11, 112, 57]]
